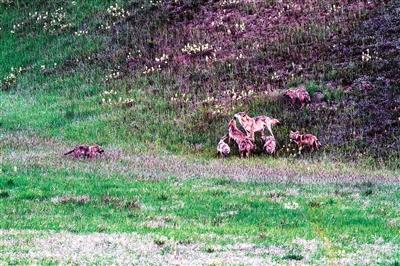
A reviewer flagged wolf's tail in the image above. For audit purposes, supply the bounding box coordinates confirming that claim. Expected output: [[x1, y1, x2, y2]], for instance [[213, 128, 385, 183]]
[[64, 149, 74, 155]]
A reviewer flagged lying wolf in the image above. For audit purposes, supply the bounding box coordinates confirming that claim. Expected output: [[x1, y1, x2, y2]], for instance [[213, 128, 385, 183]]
[[289, 131, 321, 152], [234, 112, 280, 140], [64, 144, 104, 159]]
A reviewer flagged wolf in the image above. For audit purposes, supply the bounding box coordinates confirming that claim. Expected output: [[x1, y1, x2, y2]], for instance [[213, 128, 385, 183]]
[[289, 131, 321, 152], [262, 135, 277, 155], [228, 119, 255, 158], [234, 112, 280, 140], [64, 144, 104, 159], [217, 136, 231, 158], [238, 138, 255, 158]]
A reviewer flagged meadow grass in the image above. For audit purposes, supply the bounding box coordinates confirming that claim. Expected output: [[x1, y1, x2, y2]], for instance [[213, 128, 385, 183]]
[[1, 161, 400, 264], [1, 0, 400, 264]]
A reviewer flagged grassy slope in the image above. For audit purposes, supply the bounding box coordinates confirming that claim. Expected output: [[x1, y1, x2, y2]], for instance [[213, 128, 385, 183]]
[[1, 0, 400, 264]]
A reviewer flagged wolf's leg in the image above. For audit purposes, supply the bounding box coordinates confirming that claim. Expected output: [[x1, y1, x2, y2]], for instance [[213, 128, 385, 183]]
[[266, 124, 274, 137]]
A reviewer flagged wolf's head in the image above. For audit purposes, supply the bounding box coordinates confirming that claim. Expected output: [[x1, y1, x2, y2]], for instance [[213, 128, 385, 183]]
[[289, 130, 300, 140], [228, 119, 237, 129], [234, 112, 251, 122], [270, 118, 280, 125], [91, 145, 104, 154]]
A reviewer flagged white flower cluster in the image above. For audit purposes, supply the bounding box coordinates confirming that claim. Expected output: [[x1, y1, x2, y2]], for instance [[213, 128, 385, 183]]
[[35, 8, 70, 33], [101, 89, 134, 107], [330, 4, 340, 13], [235, 53, 244, 60], [202, 95, 216, 105], [211, 104, 226, 116], [362, 49, 372, 62], [170, 92, 190, 104], [143, 65, 161, 75], [102, 96, 134, 106], [149, 0, 162, 6], [271, 71, 279, 80], [219, 0, 242, 7], [205, 52, 217, 62], [99, 22, 111, 30], [104, 70, 122, 82], [107, 3, 130, 20], [143, 54, 170, 73], [181, 43, 213, 55], [2, 72, 16, 87], [139, 0, 163, 9], [74, 29, 88, 36], [102, 89, 117, 96], [283, 201, 299, 210], [10, 22, 23, 33], [127, 50, 142, 60], [199, 88, 256, 117], [224, 88, 254, 101], [155, 53, 168, 63], [100, 3, 130, 31], [234, 21, 246, 32], [2, 66, 25, 89], [12, 8, 71, 34]]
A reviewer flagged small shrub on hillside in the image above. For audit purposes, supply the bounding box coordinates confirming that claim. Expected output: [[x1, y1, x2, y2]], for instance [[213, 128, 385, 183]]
[[181, 42, 213, 56], [305, 81, 345, 102]]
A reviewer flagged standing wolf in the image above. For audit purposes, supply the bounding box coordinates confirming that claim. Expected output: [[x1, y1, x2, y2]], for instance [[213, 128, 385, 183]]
[[289, 131, 321, 152], [234, 112, 280, 140], [228, 119, 255, 158]]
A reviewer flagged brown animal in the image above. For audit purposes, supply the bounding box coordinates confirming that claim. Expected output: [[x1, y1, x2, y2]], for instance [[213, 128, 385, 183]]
[[284, 86, 311, 106], [217, 136, 231, 158], [234, 112, 280, 140], [262, 136, 277, 155], [238, 138, 254, 158], [64, 144, 104, 159], [87, 145, 104, 158], [228, 119, 254, 158], [64, 145, 89, 158], [228, 119, 248, 144], [289, 131, 321, 152]]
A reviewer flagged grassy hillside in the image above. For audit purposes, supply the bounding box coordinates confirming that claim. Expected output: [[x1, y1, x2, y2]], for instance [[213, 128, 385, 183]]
[[1, 0, 400, 164], [1, 0, 400, 264]]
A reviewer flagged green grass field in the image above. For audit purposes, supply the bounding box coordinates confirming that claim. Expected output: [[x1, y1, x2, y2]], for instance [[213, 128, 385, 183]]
[[1, 0, 400, 265], [1, 139, 400, 264]]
